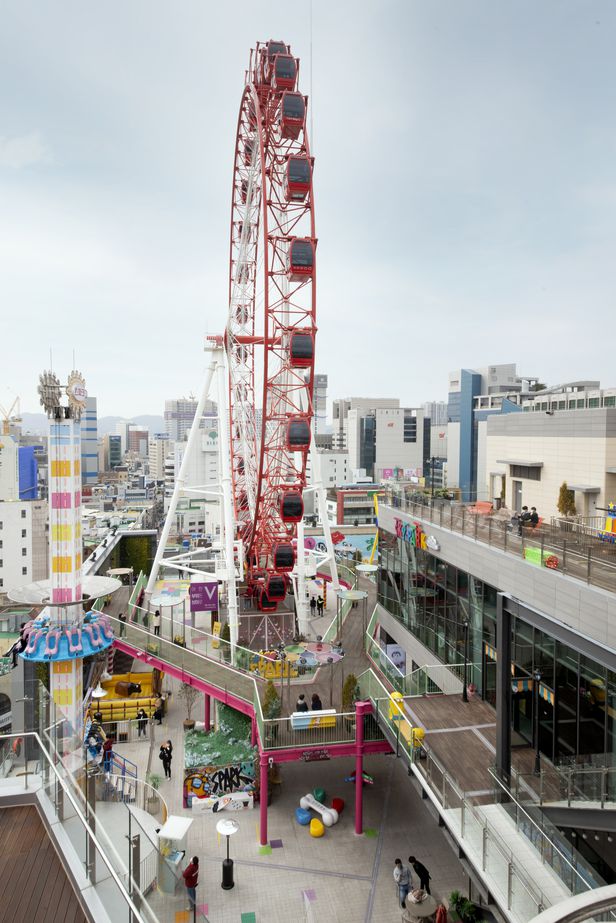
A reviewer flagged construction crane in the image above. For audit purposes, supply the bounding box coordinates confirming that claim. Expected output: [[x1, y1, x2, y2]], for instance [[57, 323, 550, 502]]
[[0, 396, 22, 435]]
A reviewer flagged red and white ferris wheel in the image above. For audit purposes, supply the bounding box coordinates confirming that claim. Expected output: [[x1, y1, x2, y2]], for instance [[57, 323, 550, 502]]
[[226, 40, 316, 611]]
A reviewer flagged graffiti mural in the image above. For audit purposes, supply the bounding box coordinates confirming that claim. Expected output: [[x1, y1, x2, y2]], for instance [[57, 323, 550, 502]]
[[184, 760, 255, 809]]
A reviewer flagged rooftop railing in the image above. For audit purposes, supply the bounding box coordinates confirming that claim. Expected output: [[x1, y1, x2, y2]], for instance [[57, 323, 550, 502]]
[[386, 492, 616, 594]]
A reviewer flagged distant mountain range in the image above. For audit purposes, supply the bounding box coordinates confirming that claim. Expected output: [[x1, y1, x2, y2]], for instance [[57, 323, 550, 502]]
[[20, 413, 166, 437]]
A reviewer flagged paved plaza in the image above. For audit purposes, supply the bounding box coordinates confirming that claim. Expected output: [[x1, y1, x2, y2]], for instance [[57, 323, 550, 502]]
[[116, 678, 468, 923]]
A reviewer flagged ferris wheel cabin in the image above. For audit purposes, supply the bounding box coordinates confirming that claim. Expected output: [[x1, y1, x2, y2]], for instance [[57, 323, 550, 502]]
[[273, 542, 295, 571], [285, 155, 311, 202], [287, 238, 315, 282], [257, 588, 278, 611], [289, 330, 314, 368], [270, 55, 297, 91], [280, 490, 304, 523], [265, 574, 287, 601], [280, 92, 305, 140], [286, 416, 311, 450]]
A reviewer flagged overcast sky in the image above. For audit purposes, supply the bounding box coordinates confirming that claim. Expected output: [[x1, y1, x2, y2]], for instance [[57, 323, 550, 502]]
[[1, 1, 615, 419]]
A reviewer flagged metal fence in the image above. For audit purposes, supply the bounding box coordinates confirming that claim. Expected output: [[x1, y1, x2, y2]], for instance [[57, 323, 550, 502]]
[[388, 493, 616, 593]]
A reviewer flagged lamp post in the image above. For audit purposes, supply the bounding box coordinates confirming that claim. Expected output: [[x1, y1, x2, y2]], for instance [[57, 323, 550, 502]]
[[534, 670, 542, 776], [462, 619, 469, 702], [216, 818, 239, 890]]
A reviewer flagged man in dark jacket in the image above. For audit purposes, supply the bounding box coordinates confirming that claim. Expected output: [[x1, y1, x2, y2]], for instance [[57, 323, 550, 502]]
[[182, 856, 199, 910], [408, 855, 431, 894]]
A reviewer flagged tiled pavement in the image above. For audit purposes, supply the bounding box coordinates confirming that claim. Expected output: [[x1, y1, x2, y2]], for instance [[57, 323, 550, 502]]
[[116, 681, 468, 923]]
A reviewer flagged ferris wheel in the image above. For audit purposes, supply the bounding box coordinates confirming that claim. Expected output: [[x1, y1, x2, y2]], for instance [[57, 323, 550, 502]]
[[226, 40, 316, 610]]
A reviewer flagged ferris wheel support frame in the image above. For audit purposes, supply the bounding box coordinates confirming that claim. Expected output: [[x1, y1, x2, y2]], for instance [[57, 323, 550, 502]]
[[145, 339, 240, 651]]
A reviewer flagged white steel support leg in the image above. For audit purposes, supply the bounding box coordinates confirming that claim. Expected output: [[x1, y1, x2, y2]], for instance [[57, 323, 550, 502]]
[[295, 516, 309, 637], [146, 355, 218, 597], [310, 434, 341, 593], [216, 351, 239, 652]]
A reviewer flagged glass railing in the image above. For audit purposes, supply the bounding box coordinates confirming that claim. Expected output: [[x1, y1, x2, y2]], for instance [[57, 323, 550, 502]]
[[100, 611, 256, 705], [357, 669, 416, 764], [386, 493, 616, 594], [0, 730, 158, 923], [514, 764, 616, 808]]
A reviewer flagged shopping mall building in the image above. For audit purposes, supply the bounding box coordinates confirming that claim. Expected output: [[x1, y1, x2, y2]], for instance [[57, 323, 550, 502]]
[[376, 493, 616, 782]]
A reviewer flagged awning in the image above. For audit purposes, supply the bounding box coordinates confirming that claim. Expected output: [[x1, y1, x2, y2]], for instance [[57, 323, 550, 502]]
[[496, 459, 543, 467], [568, 485, 601, 493]]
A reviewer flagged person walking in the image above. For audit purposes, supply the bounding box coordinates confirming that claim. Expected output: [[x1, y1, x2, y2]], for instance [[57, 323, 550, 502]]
[[408, 855, 431, 894], [153, 609, 161, 637], [102, 736, 114, 774], [159, 740, 173, 779], [311, 693, 323, 710], [316, 595, 324, 617], [295, 694, 309, 712], [137, 708, 148, 738], [309, 596, 317, 618], [393, 858, 412, 908], [182, 856, 199, 912]]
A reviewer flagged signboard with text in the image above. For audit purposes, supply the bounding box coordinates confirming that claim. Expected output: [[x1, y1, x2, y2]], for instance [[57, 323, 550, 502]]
[[189, 582, 219, 612]]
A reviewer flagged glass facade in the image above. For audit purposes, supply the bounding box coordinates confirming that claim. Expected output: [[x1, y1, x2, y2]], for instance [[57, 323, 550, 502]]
[[378, 526, 616, 767]]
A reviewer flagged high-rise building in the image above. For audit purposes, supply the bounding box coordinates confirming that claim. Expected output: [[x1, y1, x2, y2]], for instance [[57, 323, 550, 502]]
[[446, 363, 537, 501], [341, 400, 428, 481], [313, 373, 328, 435], [127, 427, 149, 457], [164, 397, 217, 442], [148, 433, 170, 480], [332, 397, 399, 451], [423, 401, 447, 426], [101, 433, 123, 470], [80, 396, 98, 487]]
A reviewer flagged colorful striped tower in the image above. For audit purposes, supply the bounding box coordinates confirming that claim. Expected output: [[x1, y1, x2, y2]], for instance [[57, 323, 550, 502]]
[[19, 370, 114, 746]]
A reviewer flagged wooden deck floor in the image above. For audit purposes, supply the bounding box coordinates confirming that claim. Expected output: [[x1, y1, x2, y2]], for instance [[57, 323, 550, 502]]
[[0, 806, 87, 923]]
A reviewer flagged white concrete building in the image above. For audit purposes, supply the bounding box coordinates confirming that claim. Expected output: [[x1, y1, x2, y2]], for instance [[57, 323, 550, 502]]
[[346, 404, 427, 482], [164, 428, 221, 537], [148, 433, 170, 480], [0, 500, 48, 599], [485, 407, 616, 517], [0, 435, 19, 502]]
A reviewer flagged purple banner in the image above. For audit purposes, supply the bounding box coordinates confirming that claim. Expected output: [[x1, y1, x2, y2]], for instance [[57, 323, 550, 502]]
[[189, 582, 219, 612]]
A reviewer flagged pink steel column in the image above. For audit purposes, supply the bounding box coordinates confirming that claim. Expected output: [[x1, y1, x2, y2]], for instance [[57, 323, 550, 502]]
[[251, 717, 257, 747], [204, 693, 211, 732], [354, 701, 370, 835], [259, 751, 269, 846]]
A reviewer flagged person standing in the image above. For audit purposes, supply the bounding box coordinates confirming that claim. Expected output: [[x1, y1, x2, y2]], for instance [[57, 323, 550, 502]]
[[311, 693, 323, 710], [182, 856, 199, 911], [408, 855, 431, 894], [316, 595, 324, 617], [118, 612, 126, 637], [159, 740, 173, 778], [530, 507, 539, 528], [153, 609, 161, 637], [295, 694, 309, 712], [137, 708, 148, 738], [393, 858, 412, 908], [309, 596, 317, 618]]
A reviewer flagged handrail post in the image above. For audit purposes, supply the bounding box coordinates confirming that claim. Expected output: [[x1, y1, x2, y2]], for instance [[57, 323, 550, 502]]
[[482, 825, 487, 870], [587, 548, 592, 583], [562, 540, 567, 574], [601, 767, 608, 808], [567, 769, 572, 807]]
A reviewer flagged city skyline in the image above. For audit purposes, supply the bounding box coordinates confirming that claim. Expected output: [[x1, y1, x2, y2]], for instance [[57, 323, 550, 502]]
[[2, 2, 616, 417]]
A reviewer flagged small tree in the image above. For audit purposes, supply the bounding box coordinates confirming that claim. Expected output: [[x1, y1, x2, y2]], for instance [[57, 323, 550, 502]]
[[220, 621, 231, 661], [262, 680, 281, 719], [178, 682, 200, 721], [342, 673, 359, 713], [557, 481, 577, 518]]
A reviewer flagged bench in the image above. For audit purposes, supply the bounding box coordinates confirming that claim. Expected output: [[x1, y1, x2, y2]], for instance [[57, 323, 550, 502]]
[[290, 708, 337, 730]]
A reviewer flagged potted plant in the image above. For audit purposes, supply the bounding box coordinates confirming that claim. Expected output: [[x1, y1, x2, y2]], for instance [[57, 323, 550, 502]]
[[342, 673, 359, 730], [557, 481, 576, 527], [448, 890, 480, 923], [146, 772, 162, 814], [178, 682, 200, 730], [262, 680, 281, 746], [220, 621, 231, 662], [173, 634, 186, 647]]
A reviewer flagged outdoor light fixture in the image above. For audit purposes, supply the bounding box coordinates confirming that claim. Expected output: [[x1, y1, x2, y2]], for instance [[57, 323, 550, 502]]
[[91, 683, 108, 699]]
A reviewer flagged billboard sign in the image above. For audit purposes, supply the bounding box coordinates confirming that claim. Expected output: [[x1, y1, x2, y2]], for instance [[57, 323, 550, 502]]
[[189, 582, 219, 612]]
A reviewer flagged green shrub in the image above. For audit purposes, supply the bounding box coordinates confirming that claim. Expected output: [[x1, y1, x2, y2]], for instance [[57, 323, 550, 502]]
[[263, 680, 281, 719]]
